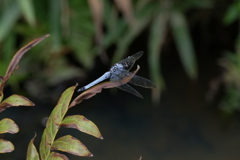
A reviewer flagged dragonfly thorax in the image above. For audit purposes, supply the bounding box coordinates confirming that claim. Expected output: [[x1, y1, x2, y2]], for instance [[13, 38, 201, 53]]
[[110, 63, 130, 79], [110, 63, 126, 72]]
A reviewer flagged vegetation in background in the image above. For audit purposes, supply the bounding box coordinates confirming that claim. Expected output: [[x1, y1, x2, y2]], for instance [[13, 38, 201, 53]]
[[0, 0, 211, 103], [1, 1, 240, 159], [220, 0, 240, 113]]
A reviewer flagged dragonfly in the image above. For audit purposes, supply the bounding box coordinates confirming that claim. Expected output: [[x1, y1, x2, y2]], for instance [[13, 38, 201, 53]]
[[77, 51, 156, 98]]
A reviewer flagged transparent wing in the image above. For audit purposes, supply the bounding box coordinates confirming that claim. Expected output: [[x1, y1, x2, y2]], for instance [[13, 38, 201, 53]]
[[128, 51, 143, 61], [129, 75, 156, 88], [117, 51, 143, 64], [116, 51, 144, 70], [117, 84, 143, 99]]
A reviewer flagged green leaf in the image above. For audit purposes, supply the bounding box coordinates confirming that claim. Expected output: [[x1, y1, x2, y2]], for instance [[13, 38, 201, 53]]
[[223, 1, 240, 25], [103, 0, 119, 33], [148, 10, 168, 92], [51, 135, 93, 157], [18, 0, 36, 26], [48, 152, 69, 160], [0, 2, 20, 42], [0, 118, 19, 134], [102, 1, 127, 48], [148, 7, 168, 103], [61, 115, 103, 139], [70, 37, 95, 69], [2, 32, 16, 63], [39, 86, 76, 160], [0, 139, 14, 153], [49, 0, 61, 51], [26, 134, 40, 160], [47, 65, 82, 85], [1, 94, 34, 106], [103, 19, 127, 48], [0, 94, 34, 112], [112, 5, 154, 64], [170, 11, 197, 79]]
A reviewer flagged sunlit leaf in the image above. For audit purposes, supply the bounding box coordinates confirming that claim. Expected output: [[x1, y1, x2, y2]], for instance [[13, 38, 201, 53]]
[[70, 65, 140, 108], [0, 2, 20, 42], [0, 118, 19, 134], [0, 94, 34, 112], [51, 135, 93, 157], [61, 115, 103, 139], [48, 152, 69, 160], [26, 134, 40, 160], [39, 86, 76, 160], [0, 139, 14, 153], [18, 0, 36, 26], [170, 11, 197, 79]]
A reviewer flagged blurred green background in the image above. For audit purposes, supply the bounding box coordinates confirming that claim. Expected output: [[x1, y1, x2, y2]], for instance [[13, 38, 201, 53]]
[[1, 0, 240, 159]]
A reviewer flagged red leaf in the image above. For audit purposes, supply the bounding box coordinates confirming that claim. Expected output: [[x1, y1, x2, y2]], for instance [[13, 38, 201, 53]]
[[0, 34, 50, 93]]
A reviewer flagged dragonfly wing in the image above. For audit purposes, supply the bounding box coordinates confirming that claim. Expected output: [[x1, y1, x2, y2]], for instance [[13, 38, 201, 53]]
[[128, 51, 143, 62], [117, 84, 143, 99], [116, 51, 144, 71], [117, 51, 143, 64], [129, 75, 156, 88], [130, 51, 143, 61]]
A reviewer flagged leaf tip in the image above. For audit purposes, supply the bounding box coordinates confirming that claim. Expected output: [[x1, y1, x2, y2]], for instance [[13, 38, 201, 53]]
[[44, 34, 50, 38], [89, 153, 94, 157]]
